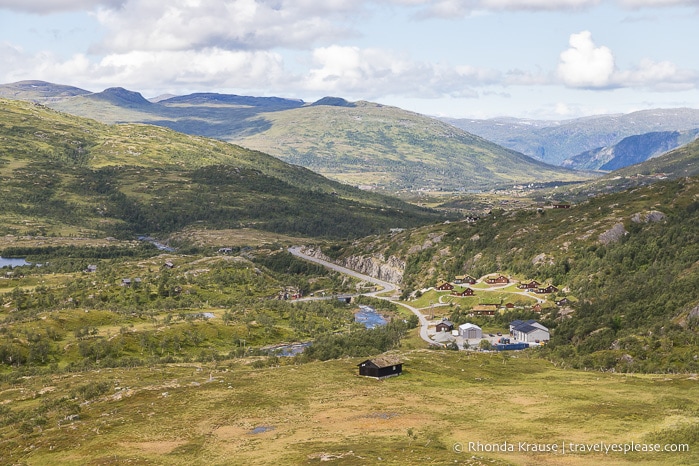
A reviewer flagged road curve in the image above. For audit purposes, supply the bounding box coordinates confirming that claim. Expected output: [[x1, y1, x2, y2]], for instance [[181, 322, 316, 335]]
[[288, 246, 437, 345], [288, 246, 397, 295]]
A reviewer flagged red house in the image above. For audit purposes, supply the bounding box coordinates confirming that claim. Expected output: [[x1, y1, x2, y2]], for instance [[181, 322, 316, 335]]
[[518, 280, 541, 290], [486, 275, 509, 285], [535, 285, 559, 294], [435, 319, 455, 332], [436, 282, 454, 291], [454, 275, 477, 285], [451, 287, 475, 297]]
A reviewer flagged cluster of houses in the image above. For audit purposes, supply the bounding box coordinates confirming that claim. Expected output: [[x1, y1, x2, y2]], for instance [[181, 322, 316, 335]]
[[437, 275, 559, 295]]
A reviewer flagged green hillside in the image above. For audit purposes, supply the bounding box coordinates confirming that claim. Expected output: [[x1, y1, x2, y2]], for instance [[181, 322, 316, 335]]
[[0, 81, 595, 192], [231, 101, 593, 191], [0, 98, 443, 240], [322, 176, 699, 372]]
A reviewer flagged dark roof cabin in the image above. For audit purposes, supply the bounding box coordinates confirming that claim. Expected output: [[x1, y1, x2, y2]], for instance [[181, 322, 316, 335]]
[[451, 287, 475, 297], [454, 275, 476, 284], [358, 356, 403, 379], [436, 282, 454, 291], [486, 275, 509, 284], [435, 318, 454, 332]]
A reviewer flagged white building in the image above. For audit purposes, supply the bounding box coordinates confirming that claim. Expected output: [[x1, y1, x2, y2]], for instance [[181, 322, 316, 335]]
[[458, 323, 482, 339], [510, 320, 549, 343]]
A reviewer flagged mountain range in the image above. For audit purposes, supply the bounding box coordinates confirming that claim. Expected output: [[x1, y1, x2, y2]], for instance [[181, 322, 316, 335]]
[[560, 129, 699, 171], [0, 80, 592, 192], [442, 109, 699, 167]]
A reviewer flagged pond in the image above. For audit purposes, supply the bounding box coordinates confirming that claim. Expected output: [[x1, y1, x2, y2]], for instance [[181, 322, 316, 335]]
[[0, 257, 31, 268], [355, 305, 388, 329]]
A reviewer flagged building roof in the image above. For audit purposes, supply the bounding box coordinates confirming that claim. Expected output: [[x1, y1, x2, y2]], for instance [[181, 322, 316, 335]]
[[436, 319, 454, 327], [512, 321, 549, 334], [458, 323, 481, 330], [359, 355, 403, 368], [514, 323, 549, 335]]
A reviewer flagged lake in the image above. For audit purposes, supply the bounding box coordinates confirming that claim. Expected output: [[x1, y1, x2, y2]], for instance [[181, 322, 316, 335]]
[[0, 257, 31, 268]]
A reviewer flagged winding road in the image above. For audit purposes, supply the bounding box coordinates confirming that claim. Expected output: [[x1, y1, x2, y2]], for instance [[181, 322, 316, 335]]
[[288, 246, 437, 345]]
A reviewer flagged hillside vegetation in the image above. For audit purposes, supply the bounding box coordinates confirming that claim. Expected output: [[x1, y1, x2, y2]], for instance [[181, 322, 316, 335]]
[[232, 101, 592, 191], [0, 81, 594, 192], [0, 98, 443, 240], [323, 177, 699, 372]]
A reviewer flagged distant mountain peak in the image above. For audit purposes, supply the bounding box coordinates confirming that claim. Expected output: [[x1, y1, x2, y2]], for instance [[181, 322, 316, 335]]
[[310, 96, 356, 108], [93, 87, 151, 106], [0, 80, 91, 103]]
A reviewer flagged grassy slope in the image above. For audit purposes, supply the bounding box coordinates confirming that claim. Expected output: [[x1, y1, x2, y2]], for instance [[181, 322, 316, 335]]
[[0, 99, 442, 239], [232, 102, 593, 191], [2, 351, 697, 465]]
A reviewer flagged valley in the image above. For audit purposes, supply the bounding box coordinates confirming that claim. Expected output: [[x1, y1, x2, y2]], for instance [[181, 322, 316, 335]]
[[0, 89, 698, 465]]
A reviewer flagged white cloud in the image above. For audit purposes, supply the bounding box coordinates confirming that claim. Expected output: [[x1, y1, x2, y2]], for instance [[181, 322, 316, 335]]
[[0, 42, 287, 92], [614, 58, 698, 91], [556, 31, 697, 91], [557, 31, 615, 88], [304, 45, 497, 99], [0, 0, 124, 14], [90, 0, 363, 53]]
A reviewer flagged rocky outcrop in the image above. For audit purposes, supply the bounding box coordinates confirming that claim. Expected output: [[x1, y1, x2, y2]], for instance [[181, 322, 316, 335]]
[[300, 247, 405, 284], [599, 223, 628, 245], [341, 254, 405, 284], [631, 210, 666, 224]]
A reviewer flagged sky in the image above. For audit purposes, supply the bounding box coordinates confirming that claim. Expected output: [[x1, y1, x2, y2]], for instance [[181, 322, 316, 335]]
[[1, 0, 698, 120]]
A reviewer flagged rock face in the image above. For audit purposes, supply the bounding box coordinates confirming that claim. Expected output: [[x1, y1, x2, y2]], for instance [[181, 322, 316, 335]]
[[599, 223, 628, 245], [631, 210, 666, 224], [341, 254, 405, 284], [301, 247, 405, 284]]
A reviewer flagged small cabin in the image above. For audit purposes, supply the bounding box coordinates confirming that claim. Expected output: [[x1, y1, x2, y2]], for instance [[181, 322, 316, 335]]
[[451, 287, 475, 297], [435, 319, 454, 333], [486, 275, 509, 285], [436, 282, 454, 291], [454, 275, 476, 285], [358, 356, 403, 379]]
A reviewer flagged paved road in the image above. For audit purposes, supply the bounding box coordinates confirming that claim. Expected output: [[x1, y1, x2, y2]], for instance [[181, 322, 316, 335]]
[[288, 246, 397, 295], [288, 246, 438, 345]]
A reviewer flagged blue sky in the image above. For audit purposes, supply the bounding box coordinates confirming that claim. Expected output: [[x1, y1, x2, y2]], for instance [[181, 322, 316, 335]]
[[1, 0, 698, 119]]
